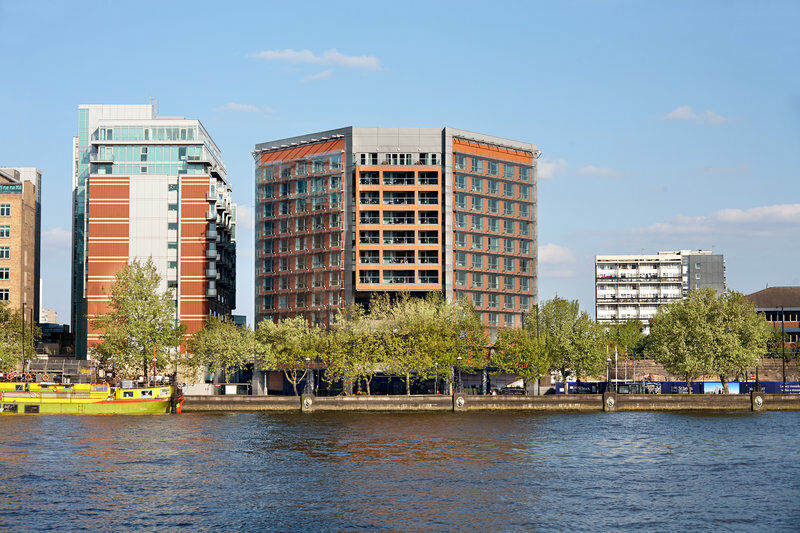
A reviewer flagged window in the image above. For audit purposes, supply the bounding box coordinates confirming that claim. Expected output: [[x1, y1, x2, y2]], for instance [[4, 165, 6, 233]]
[[0, 226, 10, 238], [419, 250, 438, 264], [455, 174, 466, 189], [384, 191, 414, 205], [472, 196, 483, 211], [504, 182, 515, 197], [296, 294, 307, 307], [295, 275, 306, 289], [487, 180, 499, 195], [695, 263, 701, 269], [520, 185, 530, 200], [487, 312, 499, 326], [487, 237, 499, 252], [471, 158, 484, 173], [519, 221, 530, 236], [504, 164, 515, 179], [471, 215, 483, 230], [519, 204, 530, 218], [383, 270, 414, 284], [0, 289, 8, 301], [473, 273, 483, 288], [295, 218, 306, 232], [471, 177, 483, 192], [419, 231, 438, 244], [295, 237, 306, 251], [504, 220, 515, 235], [504, 314, 516, 327], [360, 172, 379, 185], [520, 278, 530, 291], [695, 274, 701, 280], [330, 213, 341, 227], [488, 294, 499, 308], [0, 247, 8, 259], [0, 205, 9, 217], [488, 218, 499, 232], [313, 159, 325, 173], [278, 295, 289, 309], [488, 199, 499, 214], [488, 274, 499, 289], [419, 172, 438, 185], [520, 259, 531, 274], [504, 201, 515, 216], [455, 252, 466, 267], [359, 211, 378, 224], [455, 272, 466, 286], [504, 276, 514, 291], [419, 191, 438, 205], [278, 201, 290, 215], [504, 295, 515, 309], [472, 253, 483, 269], [519, 167, 530, 181], [295, 161, 307, 176], [488, 256, 498, 270], [473, 292, 483, 307], [472, 235, 483, 249], [488, 161, 498, 176], [455, 213, 466, 228], [419, 270, 438, 284], [329, 155, 342, 169], [455, 194, 467, 209], [520, 241, 531, 255], [504, 257, 515, 272], [359, 231, 379, 244], [295, 256, 306, 270], [455, 154, 467, 170], [0, 268, 8, 280], [418, 211, 438, 225], [504, 239, 515, 254]]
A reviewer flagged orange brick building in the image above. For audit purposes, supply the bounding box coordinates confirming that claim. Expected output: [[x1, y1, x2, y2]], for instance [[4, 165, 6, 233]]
[[72, 105, 236, 358], [254, 127, 538, 332]]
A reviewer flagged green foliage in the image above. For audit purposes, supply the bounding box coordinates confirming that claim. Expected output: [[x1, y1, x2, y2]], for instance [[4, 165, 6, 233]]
[[0, 301, 40, 372], [648, 288, 771, 393], [187, 315, 255, 376], [609, 319, 646, 356], [255, 316, 323, 395], [93, 259, 186, 378], [493, 327, 549, 387], [535, 297, 606, 391]]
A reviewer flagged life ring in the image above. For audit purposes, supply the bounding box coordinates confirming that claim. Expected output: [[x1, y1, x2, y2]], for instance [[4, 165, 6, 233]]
[[42, 374, 49, 381], [24, 373, 32, 382]]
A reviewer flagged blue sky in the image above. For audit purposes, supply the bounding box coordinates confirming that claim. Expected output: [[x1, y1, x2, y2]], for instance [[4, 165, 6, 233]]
[[1, 0, 798, 325]]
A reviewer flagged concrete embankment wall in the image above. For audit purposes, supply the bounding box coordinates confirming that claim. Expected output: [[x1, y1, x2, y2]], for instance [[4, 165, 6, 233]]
[[181, 393, 800, 413]]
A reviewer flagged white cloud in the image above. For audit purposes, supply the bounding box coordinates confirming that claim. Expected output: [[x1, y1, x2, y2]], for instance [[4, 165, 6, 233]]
[[537, 158, 567, 179], [43, 227, 70, 250], [539, 243, 576, 264], [249, 48, 381, 70], [217, 103, 274, 113], [663, 105, 727, 124], [237, 205, 255, 230], [578, 165, 622, 178], [635, 204, 800, 236], [303, 69, 334, 82]]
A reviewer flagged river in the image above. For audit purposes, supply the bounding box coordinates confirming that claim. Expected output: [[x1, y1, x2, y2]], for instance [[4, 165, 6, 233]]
[[1, 411, 798, 531]]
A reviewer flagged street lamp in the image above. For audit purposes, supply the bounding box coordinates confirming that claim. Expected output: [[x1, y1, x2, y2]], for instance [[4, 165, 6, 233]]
[[434, 362, 438, 394], [21, 303, 26, 373], [457, 356, 463, 393], [606, 357, 612, 394], [304, 357, 312, 395]]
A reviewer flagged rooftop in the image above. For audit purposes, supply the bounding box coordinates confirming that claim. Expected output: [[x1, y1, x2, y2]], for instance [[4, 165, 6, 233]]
[[746, 286, 800, 309]]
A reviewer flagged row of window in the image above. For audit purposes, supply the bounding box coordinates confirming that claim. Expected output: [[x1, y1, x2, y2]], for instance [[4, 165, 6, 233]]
[[259, 155, 343, 181], [262, 252, 342, 273], [261, 214, 342, 236], [455, 175, 531, 199], [261, 271, 342, 292], [358, 270, 439, 284], [96, 163, 208, 176], [359, 210, 439, 225], [97, 144, 203, 163], [454, 194, 532, 218], [455, 272, 532, 292], [455, 252, 533, 273], [454, 290, 532, 312], [264, 233, 341, 254], [358, 230, 438, 245], [359, 250, 438, 265], [359, 171, 439, 186], [263, 291, 342, 310], [454, 155, 531, 181], [263, 195, 342, 217], [263, 175, 343, 199], [359, 191, 439, 205], [97, 125, 198, 142], [357, 153, 440, 166], [455, 234, 533, 255], [454, 214, 531, 236]]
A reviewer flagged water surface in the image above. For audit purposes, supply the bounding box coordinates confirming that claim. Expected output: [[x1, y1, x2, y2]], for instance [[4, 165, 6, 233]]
[[1, 411, 797, 531]]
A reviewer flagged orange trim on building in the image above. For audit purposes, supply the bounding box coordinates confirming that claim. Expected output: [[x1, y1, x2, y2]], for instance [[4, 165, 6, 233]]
[[260, 139, 345, 164], [452, 138, 533, 165]]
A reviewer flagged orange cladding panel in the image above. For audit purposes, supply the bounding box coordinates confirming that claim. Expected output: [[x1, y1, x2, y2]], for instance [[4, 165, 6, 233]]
[[260, 139, 344, 164], [452, 139, 532, 165]]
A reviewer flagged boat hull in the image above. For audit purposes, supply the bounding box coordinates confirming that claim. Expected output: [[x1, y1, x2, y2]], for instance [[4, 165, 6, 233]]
[[0, 384, 174, 415]]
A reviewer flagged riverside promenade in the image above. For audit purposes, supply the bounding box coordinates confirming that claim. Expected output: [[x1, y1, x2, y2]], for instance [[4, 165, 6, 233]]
[[182, 391, 800, 413]]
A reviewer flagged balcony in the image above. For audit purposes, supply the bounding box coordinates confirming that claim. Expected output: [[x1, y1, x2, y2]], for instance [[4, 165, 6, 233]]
[[206, 192, 217, 202], [205, 249, 217, 259], [206, 288, 217, 298], [206, 269, 218, 278], [206, 230, 218, 240], [206, 210, 217, 221], [89, 153, 113, 164]]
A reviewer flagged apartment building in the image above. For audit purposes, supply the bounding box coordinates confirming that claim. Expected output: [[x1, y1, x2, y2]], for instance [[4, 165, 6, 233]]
[[595, 250, 725, 331], [72, 105, 236, 358], [0, 167, 41, 324], [254, 127, 538, 330]]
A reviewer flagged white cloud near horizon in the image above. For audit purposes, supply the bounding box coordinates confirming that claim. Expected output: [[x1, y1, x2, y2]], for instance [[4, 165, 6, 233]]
[[538, 158, 567, 179], [303, 69, 334, 82], [236, 205, 255, 230], [635, 204, 800, 235], [663, 105, 727, 124], [249, 48, 381, 70], [217, 102, 274, 113], [578, 165, 623, 178], [43, 227, 70, 250], [539, 243, 576, 264]]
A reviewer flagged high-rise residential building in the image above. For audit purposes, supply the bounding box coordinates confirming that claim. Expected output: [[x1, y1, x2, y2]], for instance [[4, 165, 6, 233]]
[[72, 105, 236, 359], [595, 250, 725, 331], [253, 127, 538, 331], [40, 308, 58, 324], [0, 167, 41, 324]]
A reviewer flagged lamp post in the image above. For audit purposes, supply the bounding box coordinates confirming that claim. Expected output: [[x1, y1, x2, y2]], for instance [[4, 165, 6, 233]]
[[606, 357, 612, 394], [304, 357, 312, 395], [781, 305, 786, 394], [614, 346, 619, 393], [21, 303, 26, 373], [434, 362, 438, 394], [457, 355, 463, 393]]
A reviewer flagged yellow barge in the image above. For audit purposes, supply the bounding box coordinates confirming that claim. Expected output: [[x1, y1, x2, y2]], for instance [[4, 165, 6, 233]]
[[0, 382, 179, 415]]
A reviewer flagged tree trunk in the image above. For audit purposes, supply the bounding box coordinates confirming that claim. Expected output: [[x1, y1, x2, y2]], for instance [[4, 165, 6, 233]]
[[405, 372, 410, 395], [366, 377, 372, 396], [720, 375, 729, 394], [685, 377, 692, 394], [562, 367, 569, 395], [286, 370, 298, 396]]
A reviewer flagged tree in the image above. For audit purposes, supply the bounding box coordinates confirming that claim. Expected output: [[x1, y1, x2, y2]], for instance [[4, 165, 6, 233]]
[[326, 303, 386, 395], [493, 327, 549, 390], [93, 259, 186, 378], [537, 297, 606, 393], [187, 316, 255, 378], [609, 319, 646, 359], [0, 302, 40, 372], [255, 316, 322, 396]]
